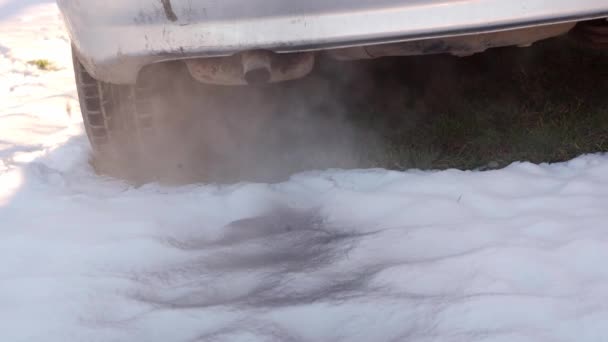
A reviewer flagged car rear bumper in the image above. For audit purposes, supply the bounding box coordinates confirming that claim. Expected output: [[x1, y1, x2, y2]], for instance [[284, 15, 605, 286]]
[[57, 0, 608, 84]]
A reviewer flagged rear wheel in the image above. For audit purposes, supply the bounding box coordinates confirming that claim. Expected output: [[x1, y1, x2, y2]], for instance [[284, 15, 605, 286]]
[[72, 50, 280, 183], [73, 51, 199, 182]]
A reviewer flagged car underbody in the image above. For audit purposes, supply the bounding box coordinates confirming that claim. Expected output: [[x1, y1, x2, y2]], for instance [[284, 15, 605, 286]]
[[58, 0, 608, 85]]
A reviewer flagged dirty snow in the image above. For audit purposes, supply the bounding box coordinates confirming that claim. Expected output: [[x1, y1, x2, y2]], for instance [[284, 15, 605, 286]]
[[2, 3, 608, 342]]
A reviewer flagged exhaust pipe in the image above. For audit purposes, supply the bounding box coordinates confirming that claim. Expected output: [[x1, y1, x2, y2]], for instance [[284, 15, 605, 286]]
[[185, 51, 315, 86], [241, 51, 272, 85]]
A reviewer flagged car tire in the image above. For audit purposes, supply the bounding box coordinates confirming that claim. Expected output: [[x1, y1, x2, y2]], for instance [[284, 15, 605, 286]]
[[72, 49, 281, 183], [72, 49, 190, 182]]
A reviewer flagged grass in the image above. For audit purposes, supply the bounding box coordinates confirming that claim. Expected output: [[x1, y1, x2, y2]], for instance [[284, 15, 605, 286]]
[[27, 59, 57, 71], [321, 36, 608, 171]]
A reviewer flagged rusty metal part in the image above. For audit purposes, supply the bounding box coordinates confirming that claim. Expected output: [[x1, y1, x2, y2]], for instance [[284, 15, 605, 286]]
[[329, 23, 576, 60], [241, 51, 272, 85], [185, 51, 315, 86], [571, 19, 608, 48]]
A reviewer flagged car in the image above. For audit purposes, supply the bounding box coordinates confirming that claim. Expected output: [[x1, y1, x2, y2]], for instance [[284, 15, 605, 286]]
[[57, 0, 608, 180]]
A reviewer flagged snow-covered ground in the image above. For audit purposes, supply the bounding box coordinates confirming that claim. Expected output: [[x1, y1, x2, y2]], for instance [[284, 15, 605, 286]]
[[2, 3, 608, 342]]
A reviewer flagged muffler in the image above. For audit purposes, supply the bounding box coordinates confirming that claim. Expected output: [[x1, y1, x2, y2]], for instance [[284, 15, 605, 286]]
[[185, 51, 315, 86]]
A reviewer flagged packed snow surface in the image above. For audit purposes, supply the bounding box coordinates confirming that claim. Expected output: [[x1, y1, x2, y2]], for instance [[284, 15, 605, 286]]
[[2, 3, 608, 342]]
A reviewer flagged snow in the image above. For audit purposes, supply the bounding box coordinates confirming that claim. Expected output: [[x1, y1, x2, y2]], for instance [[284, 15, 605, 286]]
[[2, 3, 608, 342]]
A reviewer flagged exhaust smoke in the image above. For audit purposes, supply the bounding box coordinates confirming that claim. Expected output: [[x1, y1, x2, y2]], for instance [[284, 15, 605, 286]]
[[101, 57, 382, 184]]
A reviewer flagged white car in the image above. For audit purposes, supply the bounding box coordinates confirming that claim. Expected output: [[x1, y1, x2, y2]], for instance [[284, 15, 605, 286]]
[[57, 0, 608, 178]]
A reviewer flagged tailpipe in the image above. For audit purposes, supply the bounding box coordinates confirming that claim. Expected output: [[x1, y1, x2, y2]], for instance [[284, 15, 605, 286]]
[[241, 51, 272, 85]]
